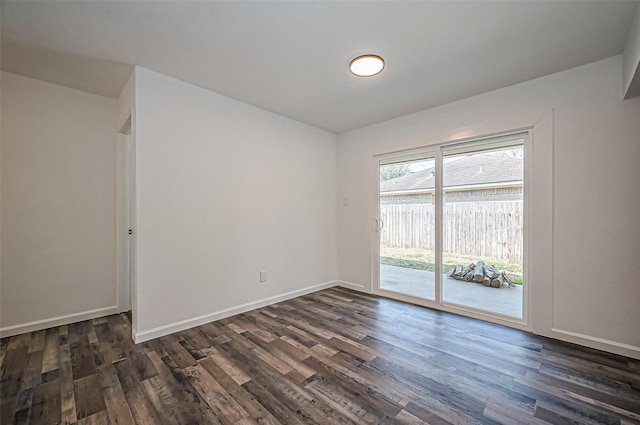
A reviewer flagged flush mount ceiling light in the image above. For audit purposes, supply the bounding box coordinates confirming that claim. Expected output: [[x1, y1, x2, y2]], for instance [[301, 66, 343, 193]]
[[349, 54, 385, 77]]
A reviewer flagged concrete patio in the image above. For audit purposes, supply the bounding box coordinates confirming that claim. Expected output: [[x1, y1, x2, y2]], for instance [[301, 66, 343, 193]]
[[380, 264, 523, 318]]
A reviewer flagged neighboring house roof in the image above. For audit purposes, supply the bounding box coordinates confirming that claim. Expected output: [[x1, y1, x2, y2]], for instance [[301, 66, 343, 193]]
[[380, 154, 523, 193]]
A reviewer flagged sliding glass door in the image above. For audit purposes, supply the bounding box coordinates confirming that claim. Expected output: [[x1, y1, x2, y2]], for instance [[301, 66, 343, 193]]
[[375, 133, 527, 324], [441, 141, 524, 319], [378, 154, 436, 301]]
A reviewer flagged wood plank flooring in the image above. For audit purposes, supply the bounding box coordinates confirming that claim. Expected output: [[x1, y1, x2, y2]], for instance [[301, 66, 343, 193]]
[[2, 287, 639, 424]]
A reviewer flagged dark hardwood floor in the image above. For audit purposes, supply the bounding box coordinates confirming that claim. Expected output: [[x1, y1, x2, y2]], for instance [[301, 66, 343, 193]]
[[1, 287, 639, 425]]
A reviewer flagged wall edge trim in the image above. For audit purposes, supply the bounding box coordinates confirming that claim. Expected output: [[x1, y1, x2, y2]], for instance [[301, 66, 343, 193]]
[[336, 280, 366, 291], [133, 280, 338, 343], [0, 305, 120, 338], [544, 328, 640, 360]]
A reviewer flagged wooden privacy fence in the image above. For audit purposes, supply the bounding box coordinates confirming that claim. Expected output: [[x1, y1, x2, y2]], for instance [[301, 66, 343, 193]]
[[380, 201, 523, 261]]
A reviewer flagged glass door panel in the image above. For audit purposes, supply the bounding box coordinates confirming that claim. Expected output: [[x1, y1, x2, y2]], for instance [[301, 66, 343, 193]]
[[441, 143, 524, 318], [379, 156, 436, 300]]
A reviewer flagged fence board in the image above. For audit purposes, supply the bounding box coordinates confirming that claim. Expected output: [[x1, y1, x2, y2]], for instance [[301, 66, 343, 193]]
[[380, 201, 523, 261]]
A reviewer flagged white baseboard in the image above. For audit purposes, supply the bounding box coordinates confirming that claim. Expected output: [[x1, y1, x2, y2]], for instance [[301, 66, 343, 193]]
[[336, 280, 367, 292], [545, 328, 640, 361], [133, 280, 338, 343], [0, 305, 119, 338]]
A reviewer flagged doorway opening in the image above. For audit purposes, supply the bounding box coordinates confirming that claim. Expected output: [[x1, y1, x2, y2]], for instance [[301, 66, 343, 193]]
[[117, 116, 136, 334]]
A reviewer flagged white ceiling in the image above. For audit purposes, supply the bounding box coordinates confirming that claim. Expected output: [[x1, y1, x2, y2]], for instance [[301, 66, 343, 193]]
[[2, 1, 638, 133]]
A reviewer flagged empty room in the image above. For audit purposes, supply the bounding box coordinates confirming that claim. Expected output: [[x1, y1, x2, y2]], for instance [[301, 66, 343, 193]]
[[1, 1, 640, 424]]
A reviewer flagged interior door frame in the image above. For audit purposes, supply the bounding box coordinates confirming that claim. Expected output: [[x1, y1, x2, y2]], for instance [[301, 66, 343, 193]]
[[372, 147, 440, 311], [371, 130, 532, 331], [116, 115, 137, 337]]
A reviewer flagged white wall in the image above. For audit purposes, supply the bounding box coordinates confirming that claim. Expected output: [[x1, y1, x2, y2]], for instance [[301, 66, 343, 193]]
[[623, 4, 640, 99], [1, 72, 118, 335], [337, 56, 640, 359], [116, 71, 134, 131], [133, 67, 337, 341]]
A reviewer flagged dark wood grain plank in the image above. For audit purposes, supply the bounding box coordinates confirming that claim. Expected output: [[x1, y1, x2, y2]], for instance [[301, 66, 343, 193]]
[[146, 349, 223, 424], [58, 342, 77, 424], [199, 356, 281, 425], [75, 374, 107, 419], [184, 362, 252, 424], [113, 357, 164, 425], [1, 335, 29, 400], [76, 410, 110, 425], [70, 334, 97, 381], [28, 380, 61, 425], [20, 350, 43, 390], [41, 328, 59, 374], [28, 330, 46, 354], [97, 364, 136, 425]]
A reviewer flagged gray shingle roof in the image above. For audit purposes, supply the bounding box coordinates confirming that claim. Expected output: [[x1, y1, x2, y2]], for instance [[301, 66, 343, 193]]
[[380, 154, 523, 193]]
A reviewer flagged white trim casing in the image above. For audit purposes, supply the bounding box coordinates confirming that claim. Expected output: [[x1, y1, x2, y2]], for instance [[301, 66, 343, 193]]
[[115, 132, 128, 314], [528, 111, 554, 337]]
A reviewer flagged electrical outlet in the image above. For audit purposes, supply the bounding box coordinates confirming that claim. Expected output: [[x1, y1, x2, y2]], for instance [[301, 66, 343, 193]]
[[260, 271, 267, 283]]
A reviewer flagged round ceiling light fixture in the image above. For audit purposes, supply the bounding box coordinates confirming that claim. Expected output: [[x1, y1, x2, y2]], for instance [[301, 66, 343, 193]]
[[349, 54, 385, 77]]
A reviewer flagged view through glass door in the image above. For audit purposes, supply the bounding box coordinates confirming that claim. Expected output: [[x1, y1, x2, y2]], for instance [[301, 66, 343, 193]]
[[378, 155, 436, 301], [441, 141, 524, 319], [376, 134, 526, 323]]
